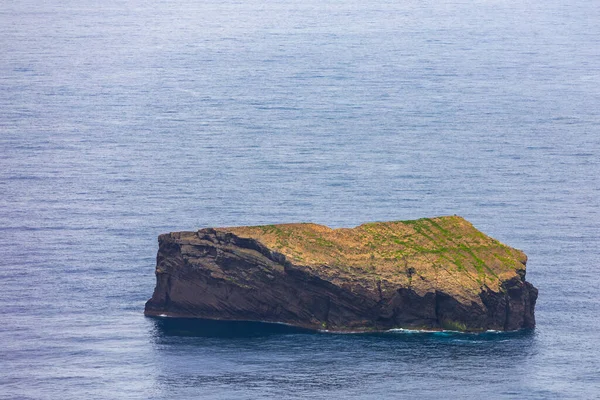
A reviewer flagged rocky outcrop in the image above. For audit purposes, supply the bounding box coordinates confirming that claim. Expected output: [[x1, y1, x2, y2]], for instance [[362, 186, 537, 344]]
[[145, 216, 538, 332]]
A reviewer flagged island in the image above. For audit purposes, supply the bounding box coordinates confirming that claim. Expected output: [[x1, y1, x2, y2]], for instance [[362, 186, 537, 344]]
[[145, 216, 537, 332]]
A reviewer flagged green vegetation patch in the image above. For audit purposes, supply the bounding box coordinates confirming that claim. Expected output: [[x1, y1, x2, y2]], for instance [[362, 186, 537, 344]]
[[219, 216, 526, 294]]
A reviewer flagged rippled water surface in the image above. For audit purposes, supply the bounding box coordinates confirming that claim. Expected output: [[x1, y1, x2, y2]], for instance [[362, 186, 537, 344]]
[[1, 0, 599, 398]]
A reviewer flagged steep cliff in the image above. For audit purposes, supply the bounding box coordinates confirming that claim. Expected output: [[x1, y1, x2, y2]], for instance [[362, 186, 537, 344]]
[[144, 216, 537, 332]]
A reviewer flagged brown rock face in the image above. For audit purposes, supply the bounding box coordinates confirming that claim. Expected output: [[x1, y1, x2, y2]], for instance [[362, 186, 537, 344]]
[[144, 216, 538, 332]]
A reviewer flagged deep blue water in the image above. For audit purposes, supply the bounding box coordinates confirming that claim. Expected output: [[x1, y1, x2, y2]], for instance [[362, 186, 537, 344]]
[[1, 0, 599, 398]]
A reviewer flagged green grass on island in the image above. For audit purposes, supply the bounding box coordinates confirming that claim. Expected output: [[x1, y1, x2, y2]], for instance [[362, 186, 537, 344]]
[[217, 216, 527, 304]]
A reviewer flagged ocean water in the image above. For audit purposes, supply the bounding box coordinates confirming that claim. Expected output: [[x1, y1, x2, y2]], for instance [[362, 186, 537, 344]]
[[1, 0, 599, 398]]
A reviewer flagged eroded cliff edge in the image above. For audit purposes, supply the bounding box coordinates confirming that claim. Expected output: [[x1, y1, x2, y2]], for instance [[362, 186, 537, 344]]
[[144, 216, 537, 332]]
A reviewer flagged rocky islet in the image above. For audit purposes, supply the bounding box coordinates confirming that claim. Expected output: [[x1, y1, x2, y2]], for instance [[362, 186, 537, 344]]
[[145, 216, 537, 332]]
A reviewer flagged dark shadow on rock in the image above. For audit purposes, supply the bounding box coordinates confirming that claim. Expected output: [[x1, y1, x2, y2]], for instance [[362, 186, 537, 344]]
[[148, 316, 316, 338]]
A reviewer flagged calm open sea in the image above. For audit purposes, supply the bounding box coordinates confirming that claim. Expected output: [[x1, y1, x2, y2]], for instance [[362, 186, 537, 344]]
[[1, 0, 599, 398]]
